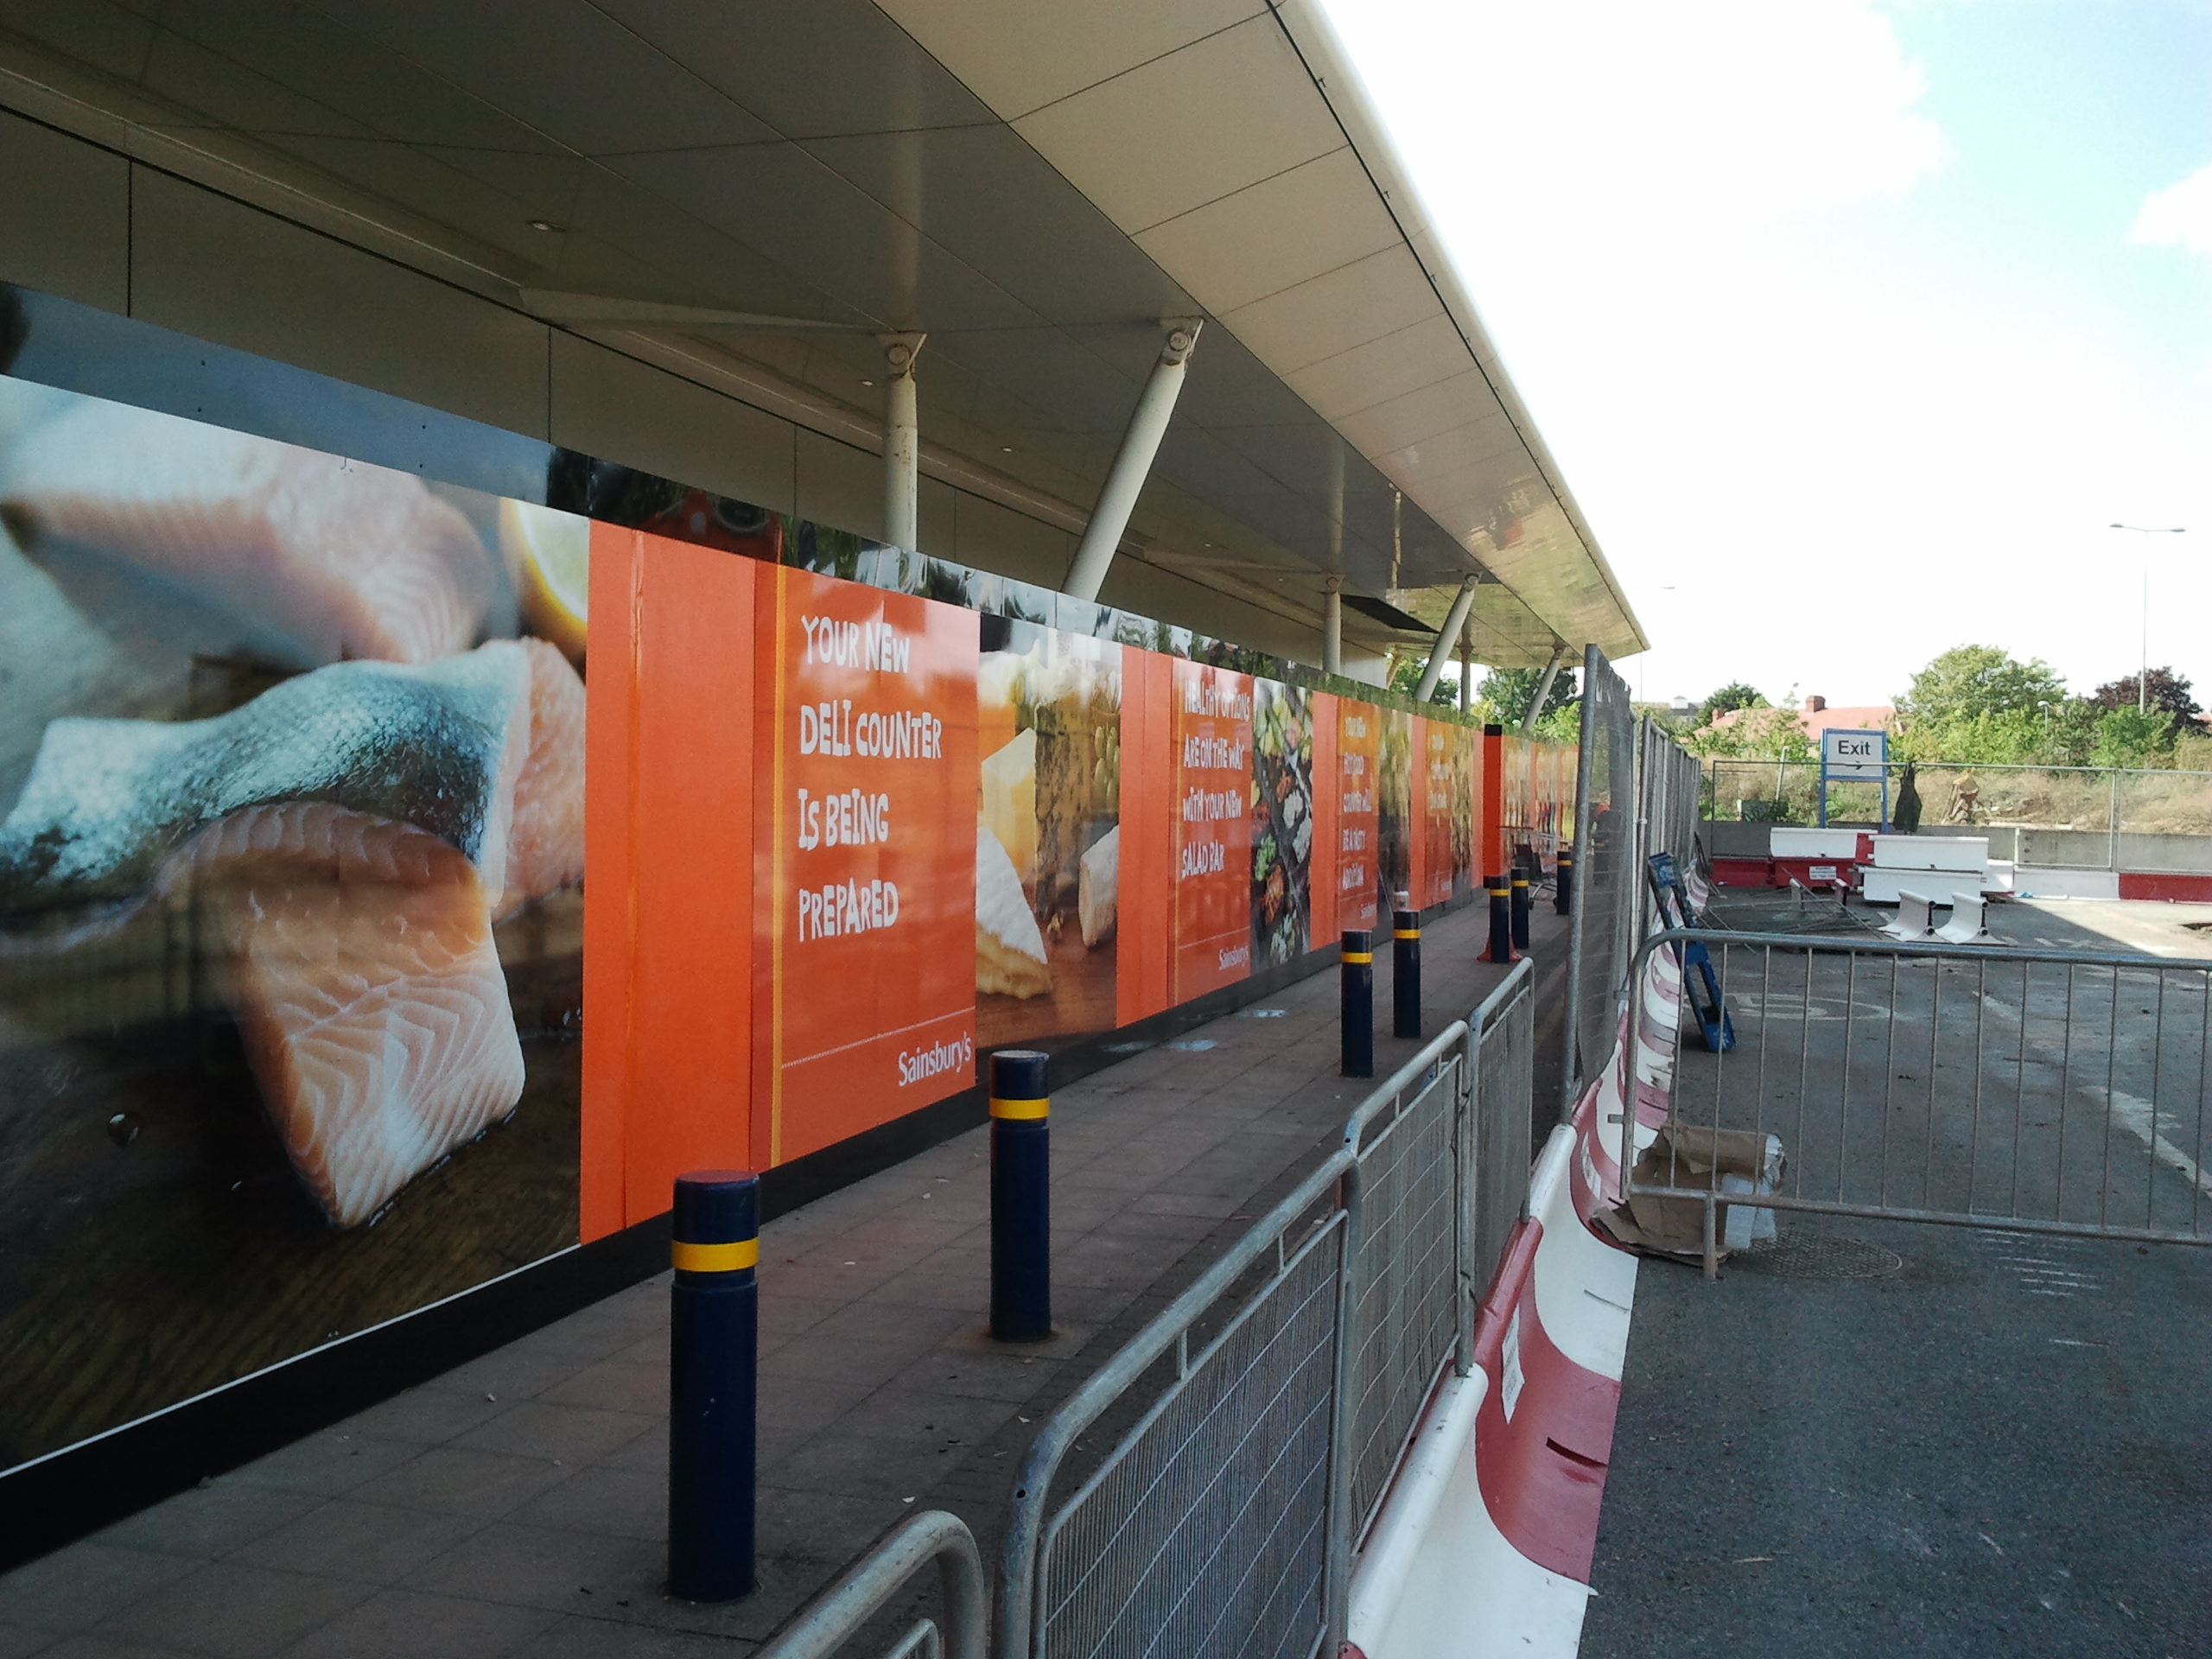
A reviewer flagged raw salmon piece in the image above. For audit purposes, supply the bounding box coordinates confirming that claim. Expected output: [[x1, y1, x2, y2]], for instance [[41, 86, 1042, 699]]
[[496, 638, 585, 918], [181, 802, 525, 1226], [0, 399, 495, 665], [0, 642, 531, 931]]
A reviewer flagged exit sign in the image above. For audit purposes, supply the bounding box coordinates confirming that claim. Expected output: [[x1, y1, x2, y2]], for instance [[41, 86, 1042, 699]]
[[1822, 728, 1887, 780]]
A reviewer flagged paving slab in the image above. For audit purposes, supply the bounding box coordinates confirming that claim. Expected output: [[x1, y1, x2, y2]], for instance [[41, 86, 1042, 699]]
[[7, 899, 1569, 1656]]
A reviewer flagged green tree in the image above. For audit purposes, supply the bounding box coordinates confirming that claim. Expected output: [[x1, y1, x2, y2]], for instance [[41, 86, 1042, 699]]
[[1388, 655, 1461, 708], [1699, 681, 1767, 723], [1896, 645, 2066, 727], [2092, 666, 2198, 741], [1479, 664, 1579, 725], [2024, 697, 2102, 766], [1891, 709, 2042, 766], [2092, 706, 2173, 768], [1683, 704, 1813, 762]]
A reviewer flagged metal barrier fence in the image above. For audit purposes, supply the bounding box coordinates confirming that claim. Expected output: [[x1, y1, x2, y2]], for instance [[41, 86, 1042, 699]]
[[1466, 960, 1535, 1300], [1564, 645, 1637, 1109], [1637, 717, 1700, 874], [1627, 929, 2212, 1275], [763, 959, 1540, 1659], [758, 1508, 988, 1659]]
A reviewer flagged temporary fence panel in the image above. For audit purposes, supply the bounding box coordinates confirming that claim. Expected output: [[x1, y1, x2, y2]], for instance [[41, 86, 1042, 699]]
[[990, 992, 1551, 1659], [1036, 1211, 1344, 1659], [1469, 959, 1537, 1284], [1344, 1052, 1466, 1536], [754, 1509, 988, 1659], [1630, 930, 2212, 1270], [1563, 645, 1638, 1110]]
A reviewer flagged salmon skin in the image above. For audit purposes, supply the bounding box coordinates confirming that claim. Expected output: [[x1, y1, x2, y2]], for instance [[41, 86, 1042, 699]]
[[0, 399, 496, 665], [0, 639, 584, 1223], [181, 803, 526, 1227], [0, 644, 531, 932]]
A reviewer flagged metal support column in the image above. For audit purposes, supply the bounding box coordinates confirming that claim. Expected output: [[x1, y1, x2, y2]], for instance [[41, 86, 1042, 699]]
[[1061, 321, 1203, 602], [879, 333, 925, 552], [1519, 641, 1569, 735], [1414, 575, 1481, 702], [1323, 576, 1343, 677]]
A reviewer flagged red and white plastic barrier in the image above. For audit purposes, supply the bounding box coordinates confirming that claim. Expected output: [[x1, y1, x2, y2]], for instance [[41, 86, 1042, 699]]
[[1344, 944, 1675, 1657]]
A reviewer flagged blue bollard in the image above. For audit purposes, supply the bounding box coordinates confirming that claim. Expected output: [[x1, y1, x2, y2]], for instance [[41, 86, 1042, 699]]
[[990, 1050, 1052, 1343], [1341, 928, 1374, 1077], [668, 1169, 759, 1603], [1555, 849, 1574, 915], [1511, 872, 1532, 951], [1392, 903, 1421, 1040]]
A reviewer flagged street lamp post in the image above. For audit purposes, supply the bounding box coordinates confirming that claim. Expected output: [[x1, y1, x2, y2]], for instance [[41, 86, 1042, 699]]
[[2109, 524, 2187, 714]]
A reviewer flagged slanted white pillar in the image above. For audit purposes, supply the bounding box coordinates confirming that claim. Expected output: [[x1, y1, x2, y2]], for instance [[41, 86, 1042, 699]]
[[1322, 576, 1344, 677], [880, 333, 925, 550], [1062, 321, 1203, 602], [1414, 575, 1481, 702], [1520, 641, 1571, 734]]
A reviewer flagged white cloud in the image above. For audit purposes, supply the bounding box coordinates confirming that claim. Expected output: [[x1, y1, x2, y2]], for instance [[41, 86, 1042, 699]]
[[2132, 162, 2212, 255], [1322, 0, 2212, 707]]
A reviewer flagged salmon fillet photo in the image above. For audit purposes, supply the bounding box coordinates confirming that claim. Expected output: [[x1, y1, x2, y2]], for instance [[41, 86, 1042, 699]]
[[0, 638, 587, 1226], [0, 399, 499, 667]]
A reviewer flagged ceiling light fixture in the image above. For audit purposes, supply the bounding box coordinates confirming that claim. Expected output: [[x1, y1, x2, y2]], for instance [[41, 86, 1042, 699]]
[[860, 378, 876, 387], [528, 219, 564, 232]]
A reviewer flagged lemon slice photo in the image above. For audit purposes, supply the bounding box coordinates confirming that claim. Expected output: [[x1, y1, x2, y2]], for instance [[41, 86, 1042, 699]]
[[500, 498, 590, 666]]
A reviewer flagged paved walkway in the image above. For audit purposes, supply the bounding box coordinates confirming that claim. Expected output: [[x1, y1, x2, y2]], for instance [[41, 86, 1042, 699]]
[[2, 900, 1569, 1659]]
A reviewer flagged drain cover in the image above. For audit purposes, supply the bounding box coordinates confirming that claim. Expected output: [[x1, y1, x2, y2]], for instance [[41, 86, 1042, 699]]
[[1734, 1234, 1903, 1280]]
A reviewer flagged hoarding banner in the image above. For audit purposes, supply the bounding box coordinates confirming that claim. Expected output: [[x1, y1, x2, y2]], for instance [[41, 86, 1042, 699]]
[[1337, 701, 1380, 933], [753, 566, 979, 1166], [1171, 659, 1254, 1001]]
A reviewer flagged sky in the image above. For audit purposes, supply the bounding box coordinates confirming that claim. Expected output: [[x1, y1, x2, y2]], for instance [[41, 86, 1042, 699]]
[[1323, 0, 2212, 711]]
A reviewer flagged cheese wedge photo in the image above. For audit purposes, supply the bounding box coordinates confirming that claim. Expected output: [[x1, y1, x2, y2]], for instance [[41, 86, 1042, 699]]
[[976, 824, 1052, 999], [981, 728, 1037, 881], [1078, 823, 1118, 948]]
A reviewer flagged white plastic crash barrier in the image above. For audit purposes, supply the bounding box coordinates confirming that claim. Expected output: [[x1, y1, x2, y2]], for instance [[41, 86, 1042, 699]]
[[1936, 891, 1992, 944], [1344, 959, 1669, 1659], [1884, 889, 1936, 941]]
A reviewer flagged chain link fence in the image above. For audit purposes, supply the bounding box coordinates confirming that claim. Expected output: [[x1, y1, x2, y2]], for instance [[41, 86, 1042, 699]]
[[1702, 760, 2212, 876]]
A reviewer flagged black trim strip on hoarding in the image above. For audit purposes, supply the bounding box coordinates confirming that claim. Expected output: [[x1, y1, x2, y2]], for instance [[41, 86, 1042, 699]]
[[0, 893, 1475, 1571]]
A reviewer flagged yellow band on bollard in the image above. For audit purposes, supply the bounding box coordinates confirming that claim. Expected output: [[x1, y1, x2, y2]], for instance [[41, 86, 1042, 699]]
[[989, 1096, 1050, 1120], [1394, 928, 1419, 940], [671, 1237, 759, 1273], [1341, 950, 1373, 964]]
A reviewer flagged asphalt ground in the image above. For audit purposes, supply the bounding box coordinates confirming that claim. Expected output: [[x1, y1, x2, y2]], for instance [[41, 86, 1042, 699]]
[[1587, 893, 2212, 1657]]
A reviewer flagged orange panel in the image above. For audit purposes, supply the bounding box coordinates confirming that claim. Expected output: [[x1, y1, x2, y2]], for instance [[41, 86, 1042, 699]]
[[1170, 660, 1254, 1001], [1306, 693, 1339, 950], [1405, 717, 1427, 914], [751, 567, 980, 1167], [580, 528, 758, 1236], [1422, 720, 1454, 909], [1482, 726, 1506, 880], [1337, 699, 1380, 934], [579, 528, 636, 1244], [1117, 652, 1174, 1027]]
